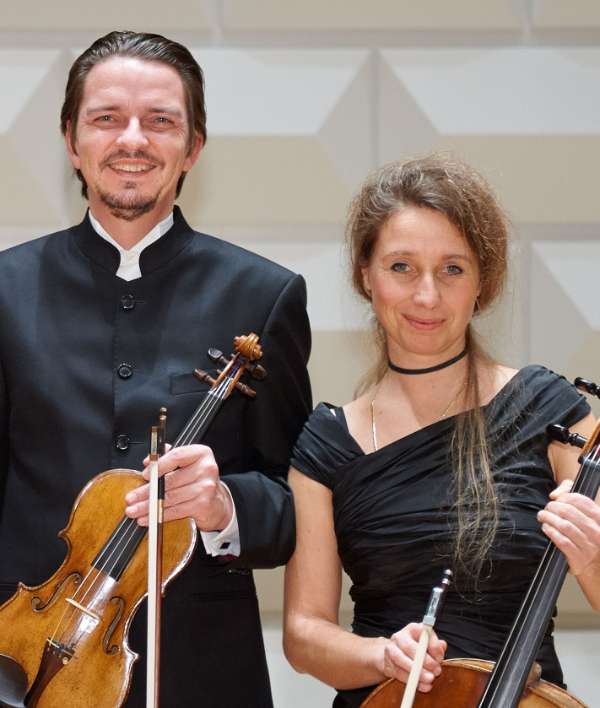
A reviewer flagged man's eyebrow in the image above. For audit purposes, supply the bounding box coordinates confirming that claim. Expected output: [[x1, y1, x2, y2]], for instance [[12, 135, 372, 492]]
[[147, 107, 184, 116], [84, 106, 184, 117], [85, 105, 120, 114]]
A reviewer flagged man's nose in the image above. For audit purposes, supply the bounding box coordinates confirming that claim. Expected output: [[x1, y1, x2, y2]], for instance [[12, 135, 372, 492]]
[[413, 273, 441, 308], [116, 118, 148, 149]]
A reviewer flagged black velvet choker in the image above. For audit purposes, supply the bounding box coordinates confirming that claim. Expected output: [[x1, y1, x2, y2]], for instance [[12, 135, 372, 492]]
[[388, 347, 468, 375]]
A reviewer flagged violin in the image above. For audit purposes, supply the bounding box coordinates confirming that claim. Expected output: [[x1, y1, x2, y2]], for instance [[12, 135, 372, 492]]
[[0, 333, 265, 708], [361, 376, 600, 708]]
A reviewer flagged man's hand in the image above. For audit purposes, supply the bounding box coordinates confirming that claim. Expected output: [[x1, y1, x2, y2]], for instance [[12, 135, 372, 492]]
[[124, 444, 233, 531]]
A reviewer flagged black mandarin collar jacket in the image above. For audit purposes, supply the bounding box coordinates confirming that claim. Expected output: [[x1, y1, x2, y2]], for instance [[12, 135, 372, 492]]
[[0, 207, 311, 706]]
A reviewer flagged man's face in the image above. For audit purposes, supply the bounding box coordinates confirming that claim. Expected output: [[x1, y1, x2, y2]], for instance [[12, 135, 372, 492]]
[[65, 56, 202, 222]]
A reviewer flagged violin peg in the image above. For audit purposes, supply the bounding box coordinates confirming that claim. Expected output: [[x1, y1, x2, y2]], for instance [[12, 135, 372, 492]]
[[207, 348, 224, 363], [248, 362, 267, 381], [234, 381, 256, 398], [546, 424, 586, 449], [194, 368, 217, 387], [575, 377, 600, 398]]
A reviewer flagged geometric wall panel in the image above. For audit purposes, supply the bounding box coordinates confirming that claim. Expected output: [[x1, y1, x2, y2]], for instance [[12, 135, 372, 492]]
[[0, 50, 73, 228], [2, 1, 210, 30], [224, 0, 520, 30], [530, 241, 598, 378], [179, 136, 354, 226], [180, 49, 371, 227], [533, 0, 600, 29], [379, 49, 600, 223]]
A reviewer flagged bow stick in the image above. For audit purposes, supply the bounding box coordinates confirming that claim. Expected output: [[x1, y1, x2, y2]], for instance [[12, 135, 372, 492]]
[[146, 409, 167, 708], [400, 569, 452, 708]]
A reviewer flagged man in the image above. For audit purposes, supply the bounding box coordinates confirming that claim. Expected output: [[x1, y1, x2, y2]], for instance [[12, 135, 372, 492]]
[[0, 31, 311, 707]]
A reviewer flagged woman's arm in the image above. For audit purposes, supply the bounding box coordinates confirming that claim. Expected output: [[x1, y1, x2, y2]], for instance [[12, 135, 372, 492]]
[[283, 468, 445, 692], [544, 413, 600, 610]]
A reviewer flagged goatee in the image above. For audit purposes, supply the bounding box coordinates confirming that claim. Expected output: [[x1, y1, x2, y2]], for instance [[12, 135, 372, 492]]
[[99, 187, 158, 222]]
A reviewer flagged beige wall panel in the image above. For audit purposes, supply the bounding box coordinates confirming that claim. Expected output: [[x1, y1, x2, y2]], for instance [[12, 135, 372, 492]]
[[224, 0, 519, 30], [0, 138, 56, 226], [558, 576, 600, 628], [179, 137, 351, 227], [534, 1, 600, 29], [2, 1, 210, 31], [256, 566, 354, 616], [432, 136, 600, 224], [308, 330, 376, 406]]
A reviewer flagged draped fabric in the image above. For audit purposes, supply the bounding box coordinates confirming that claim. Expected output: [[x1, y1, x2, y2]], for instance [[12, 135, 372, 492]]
[[291, 365, 590, 707]]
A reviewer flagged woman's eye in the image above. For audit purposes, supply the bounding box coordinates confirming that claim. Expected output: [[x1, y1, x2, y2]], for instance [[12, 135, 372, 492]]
[[445, 264, 464, 275]]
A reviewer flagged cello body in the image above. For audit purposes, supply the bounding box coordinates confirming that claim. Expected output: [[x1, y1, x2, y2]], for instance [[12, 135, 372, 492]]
[[360, 659, 587, 707], [0, 470, 195, 708]]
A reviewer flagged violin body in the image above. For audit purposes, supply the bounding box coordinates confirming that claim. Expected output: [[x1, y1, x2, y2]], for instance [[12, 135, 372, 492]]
[[0, 469, 196, 707], [361, 659, 587, 708]]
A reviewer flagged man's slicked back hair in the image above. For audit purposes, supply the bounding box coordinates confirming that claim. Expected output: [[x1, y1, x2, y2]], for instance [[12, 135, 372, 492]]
[[61, 30, 207, 198]]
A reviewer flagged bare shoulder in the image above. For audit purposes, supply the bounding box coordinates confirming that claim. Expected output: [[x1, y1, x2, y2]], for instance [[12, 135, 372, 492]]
[[342, 391, 373, 425], [478, 362, 519, 404]]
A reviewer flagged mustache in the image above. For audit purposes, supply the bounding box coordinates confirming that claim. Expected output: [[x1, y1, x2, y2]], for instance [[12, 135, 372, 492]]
[[101, 150, 163, 168]]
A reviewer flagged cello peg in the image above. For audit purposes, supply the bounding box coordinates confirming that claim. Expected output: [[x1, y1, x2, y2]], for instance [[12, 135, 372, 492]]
[[574, 377, 600, 399], [546, 424, 586, 449]]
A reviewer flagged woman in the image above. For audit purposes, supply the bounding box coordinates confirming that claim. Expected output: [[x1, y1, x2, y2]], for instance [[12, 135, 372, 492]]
[[283, 155, 600, 707]]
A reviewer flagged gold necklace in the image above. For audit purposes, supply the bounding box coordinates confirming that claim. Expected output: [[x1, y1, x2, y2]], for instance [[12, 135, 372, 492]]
[[370, 383, 466, 452]]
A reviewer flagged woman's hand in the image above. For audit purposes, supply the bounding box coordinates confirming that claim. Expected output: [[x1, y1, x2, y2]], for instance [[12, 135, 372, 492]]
[[379, 623, 447, 693], [538, 479, 600, 577]]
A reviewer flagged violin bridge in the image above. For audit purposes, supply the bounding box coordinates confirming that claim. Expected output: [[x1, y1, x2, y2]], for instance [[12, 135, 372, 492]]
[[65, 597, 100, 623]]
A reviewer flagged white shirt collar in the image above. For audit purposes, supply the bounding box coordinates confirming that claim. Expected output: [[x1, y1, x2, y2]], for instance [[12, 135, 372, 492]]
[[88, 210, 174, 281]]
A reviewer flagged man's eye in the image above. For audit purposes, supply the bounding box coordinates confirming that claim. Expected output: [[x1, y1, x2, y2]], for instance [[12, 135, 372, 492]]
[[391, 262, 409, 273], [96, 115, 113, 122], [153, 116, 172, 125]]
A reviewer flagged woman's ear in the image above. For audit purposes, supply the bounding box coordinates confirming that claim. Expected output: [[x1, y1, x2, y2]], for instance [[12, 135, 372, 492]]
[[361, 266, 371, 298]]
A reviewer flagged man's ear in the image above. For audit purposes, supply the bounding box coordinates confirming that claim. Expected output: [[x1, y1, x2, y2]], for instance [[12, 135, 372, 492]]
[[64, 121, 81, 169], [183, 133, 204, 172]]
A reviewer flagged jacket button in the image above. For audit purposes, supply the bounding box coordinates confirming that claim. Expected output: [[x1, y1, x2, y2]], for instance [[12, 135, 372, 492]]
[[117, 363, 133, 379], [115, 434, 130, 451], [121, 294, 136, 311]]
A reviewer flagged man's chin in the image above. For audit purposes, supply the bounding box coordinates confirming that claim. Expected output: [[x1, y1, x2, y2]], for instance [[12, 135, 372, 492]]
[[99, 190, 158, 222]]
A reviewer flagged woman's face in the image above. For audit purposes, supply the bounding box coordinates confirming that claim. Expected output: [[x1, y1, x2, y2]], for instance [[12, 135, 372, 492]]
[[361, 206, 481, 366]]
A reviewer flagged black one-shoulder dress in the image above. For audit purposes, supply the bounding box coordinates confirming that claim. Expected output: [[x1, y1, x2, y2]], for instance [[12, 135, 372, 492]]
[[291, 366, 591, 707]]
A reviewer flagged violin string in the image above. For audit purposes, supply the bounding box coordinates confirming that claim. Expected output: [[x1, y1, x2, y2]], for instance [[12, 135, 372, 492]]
[[85, 377, 231, 587], [484, 441, 600, 701], [175, 370, 235, 446], [49, 367, 242, 648], [50, 515, 137, 645]]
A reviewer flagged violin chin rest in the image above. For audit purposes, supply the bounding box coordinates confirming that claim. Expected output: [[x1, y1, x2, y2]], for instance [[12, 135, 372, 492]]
[[0, 654, 27, 708]]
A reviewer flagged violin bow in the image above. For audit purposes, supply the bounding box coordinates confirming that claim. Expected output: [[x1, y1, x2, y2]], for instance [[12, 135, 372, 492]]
[[400, 569, 452, 708], [146, 409, 167, 708]]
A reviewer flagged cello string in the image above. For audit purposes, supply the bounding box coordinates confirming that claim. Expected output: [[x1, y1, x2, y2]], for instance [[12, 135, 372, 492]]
[[484, 441, 600, 700]]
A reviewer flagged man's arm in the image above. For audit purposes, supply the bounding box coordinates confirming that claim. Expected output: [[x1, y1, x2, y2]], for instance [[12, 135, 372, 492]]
[[124, 273, 312, 568], [0, 359, 8, 513], [225, 273, 312, 569]]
